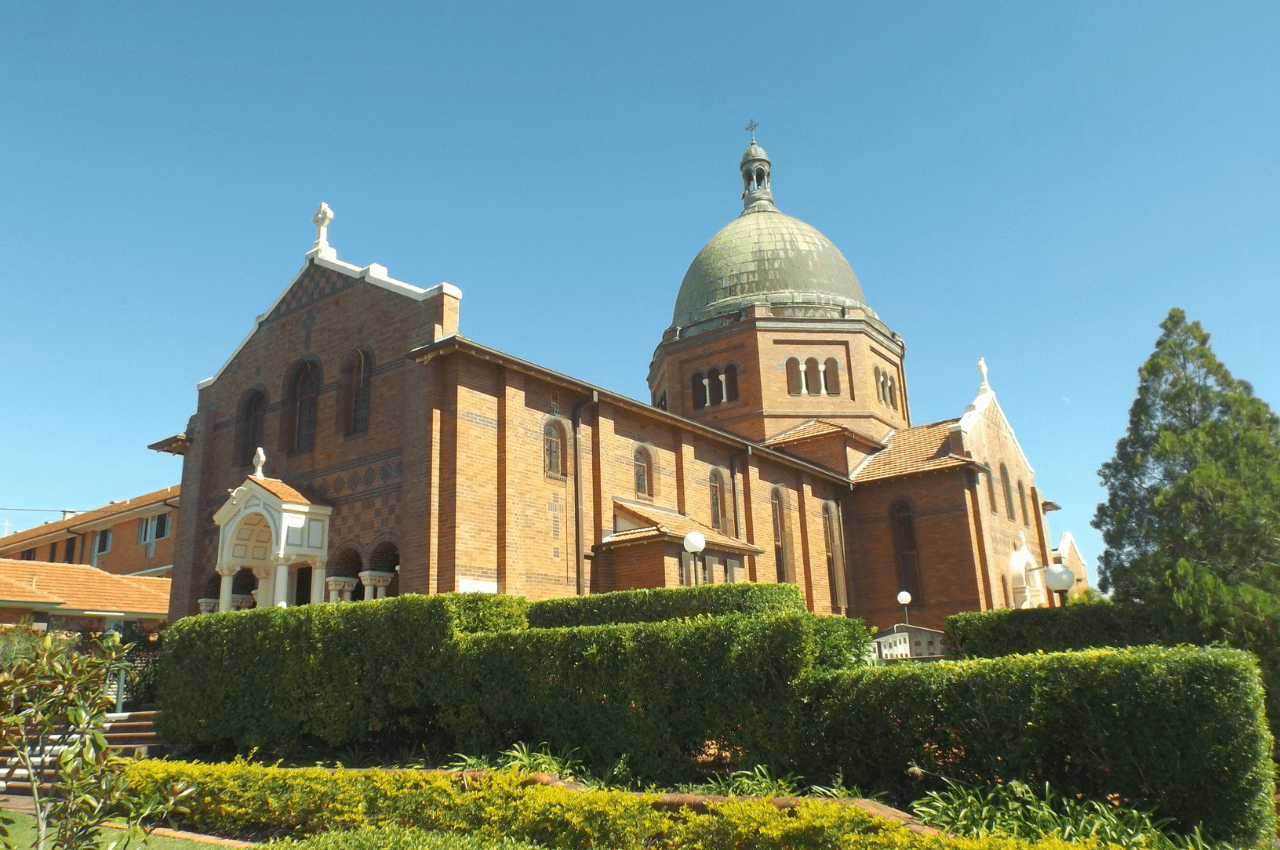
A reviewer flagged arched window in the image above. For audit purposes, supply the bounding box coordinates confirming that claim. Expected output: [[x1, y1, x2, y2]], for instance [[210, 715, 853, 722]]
[[709, 470, 725, 531], [691, 372, 707, 410], [874, 367, 886, 404], [892, 501, 922, 602], [238, 389, 267, 468], [887, 376, 898, 410], [708, 367, 723, 405], [1018, 481, 1029, 526], [771, 488, 790, 584], [340, 348, 373, 436], [544, 422, 566, 476], [634, 447, 653, 498], [786, 358, 803, 396], [286, 359, 321, 453], [823, 501, 848, 609], [1000, 463, 1015, 519], [824, 358, 841, 396], [724, 364, 739, 402], [985, 462, 998, 515], [804, 358, 821, 396]]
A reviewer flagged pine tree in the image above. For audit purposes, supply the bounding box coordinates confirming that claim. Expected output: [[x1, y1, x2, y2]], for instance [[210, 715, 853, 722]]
[[1092, 308, 1280, 601]]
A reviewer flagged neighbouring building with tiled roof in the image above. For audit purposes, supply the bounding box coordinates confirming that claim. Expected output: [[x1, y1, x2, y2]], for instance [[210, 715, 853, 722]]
[[0, 559, 170, 632], [154, 141, 1087, 632], [0, 486, 180, 578]]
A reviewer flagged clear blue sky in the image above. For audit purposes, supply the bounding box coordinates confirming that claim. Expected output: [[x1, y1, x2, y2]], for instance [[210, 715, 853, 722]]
[[3, 2, 1278, 591]]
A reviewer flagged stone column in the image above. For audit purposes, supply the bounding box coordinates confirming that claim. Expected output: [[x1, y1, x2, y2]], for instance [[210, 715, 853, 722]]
[[326, 576, 358, 602], [358, 570, 394, 600], [273, 559, 291, 607], [216, 562, 238, 613], [310, 559, 328, 604], [252, 564, 274, 608]]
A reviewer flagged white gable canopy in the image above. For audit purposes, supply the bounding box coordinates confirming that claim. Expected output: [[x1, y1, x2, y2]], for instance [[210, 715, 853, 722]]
[[211, 474, 332, 612]]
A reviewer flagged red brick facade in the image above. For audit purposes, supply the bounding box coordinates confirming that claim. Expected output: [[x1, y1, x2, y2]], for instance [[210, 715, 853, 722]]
[[163, 206, 1079, 632]]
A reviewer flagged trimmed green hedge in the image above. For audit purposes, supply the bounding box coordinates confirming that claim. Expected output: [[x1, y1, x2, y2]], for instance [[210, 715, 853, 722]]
[[794, 646, 1275, 846], [944, 605, 1159, 657], [155, 593, 528, 750], [525, 583, 808, 628], [438, 613, 869, 782], [156, 590, 868, 778], [128, 760, 1079, 850]]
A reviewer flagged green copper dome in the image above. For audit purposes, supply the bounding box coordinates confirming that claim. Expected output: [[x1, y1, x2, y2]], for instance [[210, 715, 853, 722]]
[[670, 142, 870, 336]]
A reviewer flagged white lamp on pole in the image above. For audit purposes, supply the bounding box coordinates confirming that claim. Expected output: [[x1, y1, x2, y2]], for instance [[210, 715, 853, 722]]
[[683, 531, 706, 586], [897, 590, 912, 626], [1043, 563, 1075, 607]]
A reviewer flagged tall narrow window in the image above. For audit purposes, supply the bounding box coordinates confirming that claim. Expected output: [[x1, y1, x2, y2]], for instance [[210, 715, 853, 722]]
[[892, 501, 922, 601], [804, 358, 821, 396], [985, 462, 998, 514], [824, 358, 841, 396], [691, 372, 707, 410], [544, 423, 565, 476], [634, 447, 652, 498], [724, 364, 739, 402], [239, 390, 267, 468], [1000, 463, 1015, 519], [709, 471, 724, 531], [1018, 481, 1029, 526], [708, 367, 723, 405], [63, 537, 75, 563], [288, 360, 321, 453], [342, 349, 373, 436], [823, 502, 848, 608], [771, 488, 789, 583], [786, 358, 802, 396]]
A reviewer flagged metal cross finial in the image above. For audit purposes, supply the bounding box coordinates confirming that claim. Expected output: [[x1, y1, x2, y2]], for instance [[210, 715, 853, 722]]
[[745, 120, 758, 141]]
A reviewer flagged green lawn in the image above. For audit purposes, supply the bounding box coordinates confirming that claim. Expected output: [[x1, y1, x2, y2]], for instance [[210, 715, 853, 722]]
[[1, 811, 224, 850]]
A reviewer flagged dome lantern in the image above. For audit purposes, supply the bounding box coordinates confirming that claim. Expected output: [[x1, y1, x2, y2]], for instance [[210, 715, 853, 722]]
[[740, 137, 775, 213]]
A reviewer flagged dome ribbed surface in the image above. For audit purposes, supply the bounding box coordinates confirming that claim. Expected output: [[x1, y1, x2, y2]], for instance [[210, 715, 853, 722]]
[[670, 208, 867, 332]]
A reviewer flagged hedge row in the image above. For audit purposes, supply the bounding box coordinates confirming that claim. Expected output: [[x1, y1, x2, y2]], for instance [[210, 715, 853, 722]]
[[524, 583, 808, 628], [156, 592, 869, 778], [156, 593, 528, 750], [127, 760, 1079, 850], [792, 646, 1275, 846], [438, 613, 866, 780], [944, 605, 1159, 657]]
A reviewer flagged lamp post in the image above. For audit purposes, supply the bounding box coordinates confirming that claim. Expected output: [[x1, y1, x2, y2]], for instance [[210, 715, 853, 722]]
[[683, 531, 706, 586], [897, 590, 912, 626], [1043, 563, 1075, 607]]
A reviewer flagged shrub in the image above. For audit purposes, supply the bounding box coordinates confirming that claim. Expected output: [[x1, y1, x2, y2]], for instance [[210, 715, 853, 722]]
[[944, 604, 1159, 657], [437, 613, 870, 782], [266, 825, 543, 850], [525, 582, 808, 628], [132, 760, 1087, 850], [795, 646, 1275, 846], [156, 593, 528, 752]]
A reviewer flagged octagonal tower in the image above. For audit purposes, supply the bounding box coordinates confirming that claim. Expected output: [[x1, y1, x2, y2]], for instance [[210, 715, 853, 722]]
[[648, 139, 910, 452]]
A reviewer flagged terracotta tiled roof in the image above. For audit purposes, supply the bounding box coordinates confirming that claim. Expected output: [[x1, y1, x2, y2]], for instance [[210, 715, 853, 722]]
[[603, 500, 763, 554], [251, 477, 318, 505], [854, 419, 972, 484], [0, 560, 170, 616], [0, 485, 180, 550], [0, 572, 62, 606], [765, 419, 849, 446]]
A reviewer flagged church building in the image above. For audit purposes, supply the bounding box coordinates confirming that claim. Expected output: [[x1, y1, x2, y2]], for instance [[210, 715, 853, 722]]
[[157, 139, 1085, 632]]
